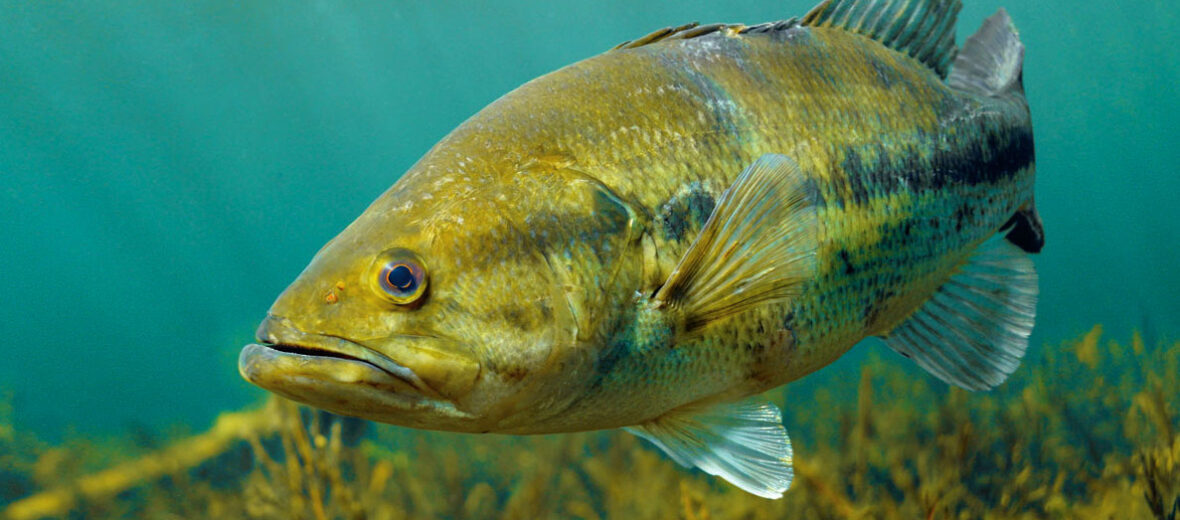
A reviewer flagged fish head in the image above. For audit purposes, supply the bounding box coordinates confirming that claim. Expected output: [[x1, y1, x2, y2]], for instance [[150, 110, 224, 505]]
[[240, 158, 644, 433]]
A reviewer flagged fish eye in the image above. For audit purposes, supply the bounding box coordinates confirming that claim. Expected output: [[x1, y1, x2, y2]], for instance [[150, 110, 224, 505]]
[[374, 250, 427, 306]]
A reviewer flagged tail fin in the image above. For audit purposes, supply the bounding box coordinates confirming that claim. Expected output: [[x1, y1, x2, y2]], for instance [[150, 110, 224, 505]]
[[1002, 198, 1044, 253], [948, 9, 1025, 97], [950, 10, 1039, 252]]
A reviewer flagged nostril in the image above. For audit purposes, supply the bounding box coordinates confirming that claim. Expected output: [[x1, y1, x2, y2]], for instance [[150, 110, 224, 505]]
[[327, 281, 347, 304]]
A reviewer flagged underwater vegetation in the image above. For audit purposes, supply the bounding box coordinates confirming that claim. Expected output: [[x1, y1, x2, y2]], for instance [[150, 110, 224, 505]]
[[2, 324, 1177, 519]]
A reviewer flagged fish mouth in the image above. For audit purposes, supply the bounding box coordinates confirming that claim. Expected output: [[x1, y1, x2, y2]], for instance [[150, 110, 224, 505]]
[[240, 315, 446, 403]]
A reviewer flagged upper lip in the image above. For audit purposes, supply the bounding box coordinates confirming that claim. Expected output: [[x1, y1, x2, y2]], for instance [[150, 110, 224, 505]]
[[253, 315, 442, 399]]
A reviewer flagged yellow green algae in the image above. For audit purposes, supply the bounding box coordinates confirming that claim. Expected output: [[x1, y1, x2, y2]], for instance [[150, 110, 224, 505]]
[[2, 325, 1178, 519]]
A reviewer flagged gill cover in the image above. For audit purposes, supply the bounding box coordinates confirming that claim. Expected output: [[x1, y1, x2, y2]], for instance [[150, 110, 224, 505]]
[[420, 158, 645, 430], [514, 160, 641, 343]]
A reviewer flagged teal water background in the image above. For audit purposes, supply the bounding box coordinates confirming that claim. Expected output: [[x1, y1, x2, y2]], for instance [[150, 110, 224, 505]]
[[1, 1, 1176, 440]]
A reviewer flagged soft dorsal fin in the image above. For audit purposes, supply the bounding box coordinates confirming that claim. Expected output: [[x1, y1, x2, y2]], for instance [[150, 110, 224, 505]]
[[801, 0, 962, 78]]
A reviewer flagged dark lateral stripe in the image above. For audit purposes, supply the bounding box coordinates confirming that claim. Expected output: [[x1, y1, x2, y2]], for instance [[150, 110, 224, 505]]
[[657, 183, 717, 242], [839, 122, 1034, 207]]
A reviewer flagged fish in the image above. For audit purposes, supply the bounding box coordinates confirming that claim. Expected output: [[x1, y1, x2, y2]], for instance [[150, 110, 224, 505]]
[[239, 0, 1040, 498]]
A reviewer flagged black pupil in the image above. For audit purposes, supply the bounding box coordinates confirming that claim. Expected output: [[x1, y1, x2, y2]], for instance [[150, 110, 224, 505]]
[[387, 264, 416, 292]]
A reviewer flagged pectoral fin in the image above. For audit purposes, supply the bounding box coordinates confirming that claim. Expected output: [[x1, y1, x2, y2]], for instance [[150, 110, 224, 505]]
[[882, 237, 1038, 390], [625, 396, 793, 498], [654, 154, 819, 331]]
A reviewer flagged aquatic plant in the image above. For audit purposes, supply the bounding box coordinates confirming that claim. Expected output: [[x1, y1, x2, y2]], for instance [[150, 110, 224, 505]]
[[2, 325, 1177, 519]]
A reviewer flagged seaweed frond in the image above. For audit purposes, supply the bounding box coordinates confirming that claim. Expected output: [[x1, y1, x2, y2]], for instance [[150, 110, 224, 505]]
[[2, 325, 1177, 519]]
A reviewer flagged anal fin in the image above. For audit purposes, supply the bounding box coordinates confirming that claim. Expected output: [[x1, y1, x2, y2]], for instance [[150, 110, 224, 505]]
[[626, 396, 793, 498], [883, 237, 1038, 390]]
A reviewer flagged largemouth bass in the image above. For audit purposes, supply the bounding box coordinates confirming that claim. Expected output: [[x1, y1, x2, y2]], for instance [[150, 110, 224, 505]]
[[240, 0, 1040, 498]]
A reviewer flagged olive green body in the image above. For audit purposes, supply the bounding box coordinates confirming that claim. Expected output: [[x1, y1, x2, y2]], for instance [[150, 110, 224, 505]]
[[263, 22, 1034, 434]]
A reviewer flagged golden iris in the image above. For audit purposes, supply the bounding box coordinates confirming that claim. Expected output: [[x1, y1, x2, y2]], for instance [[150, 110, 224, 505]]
[[374, 250, 427, 305]]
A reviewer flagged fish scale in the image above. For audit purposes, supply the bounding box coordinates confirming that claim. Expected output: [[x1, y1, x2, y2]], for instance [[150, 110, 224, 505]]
[[417, 24, 1026, 396], [242, 0, 1039, 498]]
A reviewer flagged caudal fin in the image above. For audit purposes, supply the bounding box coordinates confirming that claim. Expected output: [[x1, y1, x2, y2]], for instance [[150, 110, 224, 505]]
[[1002, 198, 1044, 253], [948, 9, 1025, 97]]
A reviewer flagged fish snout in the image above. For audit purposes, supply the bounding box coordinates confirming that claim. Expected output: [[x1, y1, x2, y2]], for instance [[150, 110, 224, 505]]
[[244, 314, 481, 404]]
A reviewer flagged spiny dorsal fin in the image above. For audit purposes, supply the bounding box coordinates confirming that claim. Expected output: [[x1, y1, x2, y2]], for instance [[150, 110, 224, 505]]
[[948, 9, 1025, 97], [614, 23, 705, 50], [801, 0, 962, 78], [613, 20, 801, 51]]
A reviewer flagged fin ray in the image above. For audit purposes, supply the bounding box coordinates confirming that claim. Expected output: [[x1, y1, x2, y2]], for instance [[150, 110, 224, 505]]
[[626, 396, 793, 499], [948, 9, 1025, 96], [802, 0, 962, 78], [613, 20, 803, 52], [654, 154, 818, 330], [883, 237, 1038, 390]]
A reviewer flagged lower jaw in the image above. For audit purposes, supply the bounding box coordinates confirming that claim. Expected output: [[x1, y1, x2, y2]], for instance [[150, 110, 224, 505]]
[[238, 342, 477, 430], [240, 342, 419, 398]]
